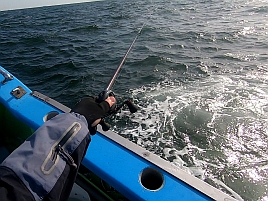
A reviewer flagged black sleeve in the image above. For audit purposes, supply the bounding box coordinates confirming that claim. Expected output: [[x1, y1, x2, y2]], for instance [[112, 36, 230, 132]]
[[0, 166, 35, 201]]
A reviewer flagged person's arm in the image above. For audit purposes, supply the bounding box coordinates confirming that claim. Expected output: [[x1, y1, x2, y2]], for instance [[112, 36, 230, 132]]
[[0, 96, 115, 201], [71, 96, 116, 134]]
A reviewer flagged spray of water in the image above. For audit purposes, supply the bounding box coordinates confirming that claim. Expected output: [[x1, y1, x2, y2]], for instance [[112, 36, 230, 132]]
[[113, 67, 268, 199]]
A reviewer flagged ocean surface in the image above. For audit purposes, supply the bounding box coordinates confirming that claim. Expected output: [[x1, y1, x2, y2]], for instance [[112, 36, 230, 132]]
[[0, 0, 268, 200]]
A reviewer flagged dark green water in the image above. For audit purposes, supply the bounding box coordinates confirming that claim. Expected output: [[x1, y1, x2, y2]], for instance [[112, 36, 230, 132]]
[[1, 0, 268, 200]]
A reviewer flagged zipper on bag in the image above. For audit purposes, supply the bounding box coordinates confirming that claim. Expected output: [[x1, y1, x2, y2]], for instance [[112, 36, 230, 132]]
[[56, 144, 77, 169], [42, 122, 81, 174]]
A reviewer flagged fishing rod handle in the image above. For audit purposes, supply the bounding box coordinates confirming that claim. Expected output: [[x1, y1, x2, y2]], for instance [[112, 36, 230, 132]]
[[99, 101, 137, 130], [125, 100, 138, 113], [99, 119, 110, 131]]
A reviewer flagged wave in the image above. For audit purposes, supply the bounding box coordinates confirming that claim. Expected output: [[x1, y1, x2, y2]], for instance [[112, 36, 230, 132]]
[[20, 34, 48, 46], [68, 24, 99, 33]]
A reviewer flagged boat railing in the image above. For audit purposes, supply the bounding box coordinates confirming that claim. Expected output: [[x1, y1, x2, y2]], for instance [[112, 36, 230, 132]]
[[0, 68, 13, 84]]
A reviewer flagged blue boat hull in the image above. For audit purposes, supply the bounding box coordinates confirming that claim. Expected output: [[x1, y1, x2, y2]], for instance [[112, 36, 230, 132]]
[[0, 66, 237, 201]]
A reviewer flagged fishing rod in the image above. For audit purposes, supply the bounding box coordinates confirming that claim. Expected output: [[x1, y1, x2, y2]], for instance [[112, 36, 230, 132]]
[[97, 23, 145, 131]]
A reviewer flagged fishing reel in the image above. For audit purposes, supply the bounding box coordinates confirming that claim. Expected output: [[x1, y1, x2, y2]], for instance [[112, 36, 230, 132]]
[[97, 90, 138, 131]]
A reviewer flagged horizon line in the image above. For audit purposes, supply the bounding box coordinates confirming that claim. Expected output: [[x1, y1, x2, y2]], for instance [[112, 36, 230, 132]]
[[0, 0, 103, 12]]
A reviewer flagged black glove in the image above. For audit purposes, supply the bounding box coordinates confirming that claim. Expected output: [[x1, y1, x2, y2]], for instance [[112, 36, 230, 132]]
[[71, 97, 111, 134]]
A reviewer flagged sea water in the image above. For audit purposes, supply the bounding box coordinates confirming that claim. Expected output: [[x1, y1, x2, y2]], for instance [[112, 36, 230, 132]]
[[0, 0, 268, 200]]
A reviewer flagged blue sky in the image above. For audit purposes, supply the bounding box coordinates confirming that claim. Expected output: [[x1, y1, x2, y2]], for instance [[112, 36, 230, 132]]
[[0, 0, 101, 11]]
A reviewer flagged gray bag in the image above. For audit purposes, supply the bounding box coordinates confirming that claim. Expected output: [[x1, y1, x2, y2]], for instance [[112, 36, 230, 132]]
[[0, 112, 90, 201]]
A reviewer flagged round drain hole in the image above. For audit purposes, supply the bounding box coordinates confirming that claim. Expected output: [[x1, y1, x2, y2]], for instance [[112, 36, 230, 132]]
[[140, 167, 164, 191], [43, 111, 59, 122]]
